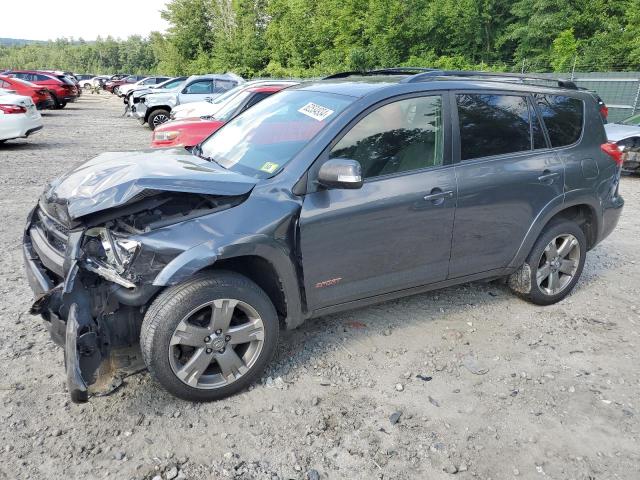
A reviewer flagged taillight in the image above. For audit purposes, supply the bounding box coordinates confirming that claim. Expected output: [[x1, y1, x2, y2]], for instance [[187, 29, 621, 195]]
[[0, 104, 27, 114], [600, 105, 609, 120], [601, 142, 623, 166]]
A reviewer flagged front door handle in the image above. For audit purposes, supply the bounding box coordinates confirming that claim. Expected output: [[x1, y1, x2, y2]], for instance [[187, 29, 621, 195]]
[[538, 171, 561, 184], [423, 189, 454, 203]]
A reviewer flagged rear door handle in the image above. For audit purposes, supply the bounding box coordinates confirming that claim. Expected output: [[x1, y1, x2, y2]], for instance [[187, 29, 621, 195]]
[[423, 189, 454, 202], [538, 171, 561, 183]]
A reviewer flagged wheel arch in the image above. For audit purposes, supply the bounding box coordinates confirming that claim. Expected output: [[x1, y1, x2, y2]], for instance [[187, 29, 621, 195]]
[[144, 105, 171, 122], [151, 239, 306, 330], [508, 196, 600, 270]]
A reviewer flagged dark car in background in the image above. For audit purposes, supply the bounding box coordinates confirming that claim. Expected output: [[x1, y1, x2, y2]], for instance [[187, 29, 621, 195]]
[[22, 69, 623, 403], [5, 70, 78, 109]]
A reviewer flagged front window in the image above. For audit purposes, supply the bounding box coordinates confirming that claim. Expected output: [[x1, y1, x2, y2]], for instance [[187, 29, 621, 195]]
[[199, 90, 354, 178], [184, 80, 212, 94], [330, 95, 444, 178]]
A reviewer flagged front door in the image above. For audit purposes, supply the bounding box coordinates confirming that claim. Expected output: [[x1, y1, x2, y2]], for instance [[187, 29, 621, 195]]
[[178, 79, 213, 104], [449, 92, 565, 277], [300, 94, 457, 310]]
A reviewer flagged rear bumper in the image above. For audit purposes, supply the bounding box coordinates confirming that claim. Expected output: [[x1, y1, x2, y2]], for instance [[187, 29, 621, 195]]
[[598, 194, 624, 245], [0, 114, 43, 141]]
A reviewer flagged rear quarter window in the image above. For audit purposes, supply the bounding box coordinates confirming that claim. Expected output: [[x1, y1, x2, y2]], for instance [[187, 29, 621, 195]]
[[534, 94, 584, 147]]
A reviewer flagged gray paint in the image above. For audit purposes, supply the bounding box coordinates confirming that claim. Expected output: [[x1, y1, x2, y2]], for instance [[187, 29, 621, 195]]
[[23, 76, 625, 397]]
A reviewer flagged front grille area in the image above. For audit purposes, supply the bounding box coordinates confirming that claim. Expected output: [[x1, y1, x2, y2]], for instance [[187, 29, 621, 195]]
[[35, 207, 69, 254], [29, 206, 70, 279]]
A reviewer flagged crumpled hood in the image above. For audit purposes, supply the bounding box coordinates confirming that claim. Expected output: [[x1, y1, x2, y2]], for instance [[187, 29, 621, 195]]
[[43, 148, 257, 219]]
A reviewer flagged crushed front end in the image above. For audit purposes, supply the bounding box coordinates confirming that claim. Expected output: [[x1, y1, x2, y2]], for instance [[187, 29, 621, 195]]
[[22, 149, 259, 403], [23, 202, 159, 402]]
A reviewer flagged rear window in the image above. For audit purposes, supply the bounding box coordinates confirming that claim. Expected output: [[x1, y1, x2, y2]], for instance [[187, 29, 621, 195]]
[[457, 94, 539, 161], [534, 94, 584, 147]]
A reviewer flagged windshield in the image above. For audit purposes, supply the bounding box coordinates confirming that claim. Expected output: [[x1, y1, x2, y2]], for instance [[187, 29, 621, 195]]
[[209, 84, 249, 105], [212, 90, 254, 122], [158, 78, 184, 89], [199, 90, 354, 178], [622, 113, 640, 126]]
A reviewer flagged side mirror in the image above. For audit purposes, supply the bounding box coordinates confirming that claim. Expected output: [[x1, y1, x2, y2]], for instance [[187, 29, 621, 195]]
[[317, 158, 363, 190]]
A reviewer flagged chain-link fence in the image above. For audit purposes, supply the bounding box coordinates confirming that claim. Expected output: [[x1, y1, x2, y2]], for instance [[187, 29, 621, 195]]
[[539, 71, 640, 123]]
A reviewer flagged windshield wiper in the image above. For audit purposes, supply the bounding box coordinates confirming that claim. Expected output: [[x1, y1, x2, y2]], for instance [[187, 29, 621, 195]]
[[192, 145, 223, 167]]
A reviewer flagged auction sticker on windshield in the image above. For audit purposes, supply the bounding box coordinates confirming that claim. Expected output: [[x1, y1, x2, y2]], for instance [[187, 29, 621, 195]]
[[260, 162, 280, 174], [298, 102, 335, 121]]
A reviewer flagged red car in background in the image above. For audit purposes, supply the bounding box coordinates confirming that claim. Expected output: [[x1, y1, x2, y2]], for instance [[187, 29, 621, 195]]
[[103, 75, 144, 94], [0, 75, 54, 110], [4, 71, 78, 109], [151, 84, 295, 148]]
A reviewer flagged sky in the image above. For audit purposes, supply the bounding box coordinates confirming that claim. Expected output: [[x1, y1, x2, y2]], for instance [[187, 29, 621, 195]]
[[2, 0, 170, 41]]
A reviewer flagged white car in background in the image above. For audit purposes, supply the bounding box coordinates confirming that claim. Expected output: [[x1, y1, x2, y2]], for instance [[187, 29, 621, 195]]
[[79, 76, 110, 89], [117, 76, 170, 97], [170, 80, 299, 120], [0, 91, 43, 144]]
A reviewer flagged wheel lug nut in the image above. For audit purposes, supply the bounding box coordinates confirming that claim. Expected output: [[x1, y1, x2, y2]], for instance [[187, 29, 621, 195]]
[[215, 329, 222, 335], [205, 348, 213, 354], [218, 348, 225, 354], [225, 335, 231, 341], [204, 336, 211, 342]]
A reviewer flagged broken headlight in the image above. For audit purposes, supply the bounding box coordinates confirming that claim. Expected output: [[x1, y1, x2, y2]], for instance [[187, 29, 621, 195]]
[[83, 227, 141, 288]]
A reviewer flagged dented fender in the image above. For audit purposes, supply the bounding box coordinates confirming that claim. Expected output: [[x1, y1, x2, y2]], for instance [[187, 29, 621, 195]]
[[152, 233, 306, 329]]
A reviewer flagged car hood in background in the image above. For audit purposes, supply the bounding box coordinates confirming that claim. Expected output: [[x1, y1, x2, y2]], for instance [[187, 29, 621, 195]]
[[605, 123, 640, 142], [173, 101, 223, 119], [42, 149, 257, 219]]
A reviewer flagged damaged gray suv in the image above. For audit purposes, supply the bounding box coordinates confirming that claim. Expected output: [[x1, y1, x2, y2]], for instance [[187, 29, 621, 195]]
[[23, 69, 624, 403]]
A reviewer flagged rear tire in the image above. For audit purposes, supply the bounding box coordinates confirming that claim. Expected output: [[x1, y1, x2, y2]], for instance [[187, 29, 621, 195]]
[[50, 94, 61, 109], [147, 109, 170, 130], [140, 271, 279, 402], [510, 220, 586, 305]]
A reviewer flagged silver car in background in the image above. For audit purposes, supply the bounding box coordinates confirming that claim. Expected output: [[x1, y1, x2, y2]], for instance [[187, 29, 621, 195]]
[[605, 116, 640, 174], [133, 73, 245, 129]]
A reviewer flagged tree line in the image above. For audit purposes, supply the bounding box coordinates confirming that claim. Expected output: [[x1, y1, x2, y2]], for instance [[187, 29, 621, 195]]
[[1, 0, 639, 77]]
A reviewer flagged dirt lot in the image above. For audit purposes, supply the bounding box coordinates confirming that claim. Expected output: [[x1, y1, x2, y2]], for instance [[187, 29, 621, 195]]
[[0, 94, 639, 480]]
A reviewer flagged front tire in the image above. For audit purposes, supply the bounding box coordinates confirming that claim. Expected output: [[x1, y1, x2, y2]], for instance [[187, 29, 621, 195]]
[[140, 271, 279, 401], [147, 109, 170, 130], [511, 220, 586, 305]]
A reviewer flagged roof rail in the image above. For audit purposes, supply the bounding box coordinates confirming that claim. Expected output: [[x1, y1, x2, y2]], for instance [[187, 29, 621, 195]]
[[401, 70, 578, 89], [322, 67, 437, 80]]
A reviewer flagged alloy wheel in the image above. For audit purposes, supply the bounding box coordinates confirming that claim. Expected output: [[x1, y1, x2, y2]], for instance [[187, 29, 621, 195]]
[[536, 233, 580, 296], [168, 299, 265, 389], [152, 114, 168, 127]]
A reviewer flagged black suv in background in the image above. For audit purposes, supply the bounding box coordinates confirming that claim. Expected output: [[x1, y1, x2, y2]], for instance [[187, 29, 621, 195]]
[[23, 69, 623, 403]]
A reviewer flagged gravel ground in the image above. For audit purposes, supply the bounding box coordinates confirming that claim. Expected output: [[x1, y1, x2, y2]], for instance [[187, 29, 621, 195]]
[[1, 94, 639, 480]]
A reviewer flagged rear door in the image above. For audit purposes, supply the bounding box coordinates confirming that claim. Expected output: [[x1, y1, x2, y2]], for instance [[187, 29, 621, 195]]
[[300, 93, 457, 309], [449, 92, 565, 278]]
